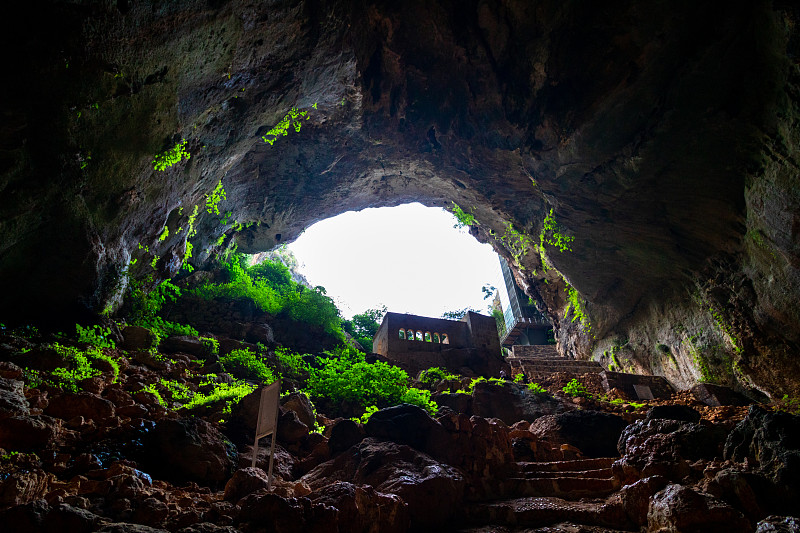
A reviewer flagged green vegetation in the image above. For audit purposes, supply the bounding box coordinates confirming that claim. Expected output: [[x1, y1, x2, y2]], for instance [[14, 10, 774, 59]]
[[527, 382, 548, 395], [75, 324, 116, 349], [513, 373, 524, 384], [499, 221, 533, 268], [153, 139, 190, 171], [562, 378, 590, 398], [419, 367, 459, 386], [342, 306, 386, 352], [205, 180, 227, 215], [540, 208, 574, 252], [777, 395, 800, 414], [306, 346, 438, 415], [127, 277, 198, 342], [34, 344, 121, 392], [564, 285, 591, 334], [449, 202, 477, 228], [274, 346, 310, 381], [191, 254, 343, 342], [220, 348, 275, 383], [158, 226, 170, 241], [261, 106, 313, 146], [353, 405, 380, 424]]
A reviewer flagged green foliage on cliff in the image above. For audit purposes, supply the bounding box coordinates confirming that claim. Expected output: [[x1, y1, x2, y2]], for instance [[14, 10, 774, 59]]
[[153, 139, 190, 171], [191, 254, 344, 342], [205, 180, 227, 215], [261, 106, 312, 146], [342, 306, 386, 352], [562, 378, 589, 397], [449, 202, 477, 228], [418, 366, 458, 386], [540, 208, 574, 252], [499, 222, 533, 268], [564, 285, 591, 334]]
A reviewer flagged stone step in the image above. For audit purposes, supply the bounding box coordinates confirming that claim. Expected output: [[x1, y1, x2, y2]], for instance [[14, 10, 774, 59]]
[[522, 467, 614, 479], [518, 457, 617, 473], [459, 523, 635, 533], [467, 497, 635, 530], [501, 476, 620, 499]]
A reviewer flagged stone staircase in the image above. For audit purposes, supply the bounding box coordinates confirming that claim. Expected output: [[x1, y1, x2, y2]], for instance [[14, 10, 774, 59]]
[[507, 345, 605, 382], [461, 457, 635, 532]]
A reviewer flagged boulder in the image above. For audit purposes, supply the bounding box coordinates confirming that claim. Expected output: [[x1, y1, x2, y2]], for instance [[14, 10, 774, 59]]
[[616, 475, 669, 528], [0, 499, 51, 533], [432, 392, 472, 415], [241, 443, 295, 481], [529, 410, 629, 458], [280, 392, 315, 429], [44, 392, 115, 421], [471, 381, 567, 425], [308, 481, 409, 533], [237, 492, 336, 533], [223, 467, 271, 503], [724, 406, 800, 511], [0, 415, 61, 451], [647, 483, 751, 533], [119, 326, 157, 351], [615, 418, 728, 483], [756, 516, 800, 533], [159, 336, 213, 358], [0, 468, 53, 506], [277, 410, 309, 444], [702, 468, 767, 521], [302, 438, 465, 530], [42, 504, 101, 533], [0, 376, 29, 419], [364, 404, 446, 451], [142, 418, 236, 488], [327, 419, 364, 455], [96, 524, 170, 533]]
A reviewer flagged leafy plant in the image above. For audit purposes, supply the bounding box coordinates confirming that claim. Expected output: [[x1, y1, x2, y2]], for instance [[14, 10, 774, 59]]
[[540, 208, 574, 252], [513, 373, 524, 384], [418, 367, 458, 386], [353, 405, 380, 424], [499, 222, 533, 268], [49, 344, 102, 392], [400, 387, 438, 415], [527, 382, 548, 395], [205, 180, 227, 215], [261, 106, 312, 146], [200, 337, 219, 356], [449, 202, 477, 229], [75, 324, 115, 349], [274, 346, 310, 381], [306, 354, 408, 409], [564, 285, 591, 334], [153, 139, 190, 171], [562, 378, 590, 398], [220, 348, 275, 383], [181, 380, 257, 416], [127, 277, 198, 341], [342, 306, 386, 352]]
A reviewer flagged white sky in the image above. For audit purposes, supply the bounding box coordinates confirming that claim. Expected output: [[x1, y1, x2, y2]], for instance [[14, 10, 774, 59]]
[[285, 203, 505, 319]]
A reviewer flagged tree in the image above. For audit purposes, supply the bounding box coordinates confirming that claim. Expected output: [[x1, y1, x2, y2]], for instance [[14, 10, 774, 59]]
[[440, 307, 478, 320], [342, 306, 387, 352]]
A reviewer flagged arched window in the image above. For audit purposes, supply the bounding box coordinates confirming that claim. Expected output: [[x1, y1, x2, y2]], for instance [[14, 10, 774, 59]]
[[424, 332, 432, 342], [433, 333, 440, 343], [442, 333, 449, 344], [407, 329, 414, 340], [399, 329, 406, 340], [416, 331, 423, 342]]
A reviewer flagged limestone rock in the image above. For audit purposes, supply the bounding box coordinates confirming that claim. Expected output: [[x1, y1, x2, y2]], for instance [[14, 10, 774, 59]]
[[0, 415, 61, 451], [302, 438, 465, 530], [327, 418, 364, 456], [308, 481, 409, 533], [756, 516, 800, 533], [44, 392, 116, 422], [119, 326, 157, 352], [616, 418, 728, 483], [471, 381, 567, 425], [280, 392, 315, 429], [142, 418, 236, 488], [223, 467, 270, 503], [647, 483, 751, 533], [529, 410, 629, 458], [0, 377, 29, 419]]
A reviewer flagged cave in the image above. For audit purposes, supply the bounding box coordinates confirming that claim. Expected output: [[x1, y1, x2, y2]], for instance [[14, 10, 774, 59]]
[[3, 0, 798, 398], [1, 1, 800, 530]]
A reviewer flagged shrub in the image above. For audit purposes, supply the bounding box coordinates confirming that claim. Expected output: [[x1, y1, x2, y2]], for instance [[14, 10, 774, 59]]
[[220, 349, 275, 383], [75, 324, 115, 349], [418, 367, 458, 386], [400, 387, 438, 415], [306, 355, 408, 408], [274, 346, 310, 381], [181, 380, 256, 416], [527, 382, 548, 395], [562, 378, 590, 398], [513, 373, 524, 384]]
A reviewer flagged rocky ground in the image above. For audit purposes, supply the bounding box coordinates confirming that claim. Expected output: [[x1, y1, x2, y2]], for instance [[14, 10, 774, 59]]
[[0, 328, 798, 532]]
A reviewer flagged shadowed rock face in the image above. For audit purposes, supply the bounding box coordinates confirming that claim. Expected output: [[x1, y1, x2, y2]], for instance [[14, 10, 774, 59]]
[[1, 1, 799, 397]]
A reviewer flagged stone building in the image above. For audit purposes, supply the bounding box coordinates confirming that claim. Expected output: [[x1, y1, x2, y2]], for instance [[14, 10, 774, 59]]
[[373, 311, 508, 378]]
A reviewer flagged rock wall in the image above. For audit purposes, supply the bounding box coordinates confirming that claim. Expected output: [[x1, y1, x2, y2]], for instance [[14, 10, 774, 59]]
[[1, 1, 799, 397]]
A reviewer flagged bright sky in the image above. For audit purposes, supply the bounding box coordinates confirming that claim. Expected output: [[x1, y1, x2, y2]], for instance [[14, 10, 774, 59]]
[[286, 203, 505, 319]]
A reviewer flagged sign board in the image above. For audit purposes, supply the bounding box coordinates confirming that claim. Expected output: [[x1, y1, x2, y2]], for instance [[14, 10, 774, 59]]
[[633, 384, 654, 400], [252, 380, 281, 488]]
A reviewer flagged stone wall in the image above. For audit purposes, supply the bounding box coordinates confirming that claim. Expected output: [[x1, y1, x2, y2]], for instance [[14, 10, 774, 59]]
[[511, 345, 561, 359], [601, 372, 674, 400]]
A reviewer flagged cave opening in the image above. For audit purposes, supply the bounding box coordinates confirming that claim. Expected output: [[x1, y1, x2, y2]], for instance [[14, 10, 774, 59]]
[[280, 202, 505, 321]]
